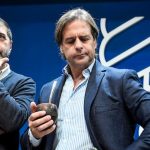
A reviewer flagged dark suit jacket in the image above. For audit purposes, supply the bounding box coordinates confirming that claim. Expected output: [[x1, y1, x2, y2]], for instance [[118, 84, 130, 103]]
[[0, 71, 35, 150], [21, 60, 150, 150]]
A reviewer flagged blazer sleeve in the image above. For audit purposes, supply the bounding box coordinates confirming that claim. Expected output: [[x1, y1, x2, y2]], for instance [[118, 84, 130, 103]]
[[123, 70, 150, 150], [21, 128, 47, 150], [0, 77, 36, 134], [21, 82, 52, 150]]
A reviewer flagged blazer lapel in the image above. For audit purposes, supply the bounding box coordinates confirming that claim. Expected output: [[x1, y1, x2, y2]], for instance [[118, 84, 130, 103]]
[[84, 60, 106, 149], [51, 74, 66, 107]]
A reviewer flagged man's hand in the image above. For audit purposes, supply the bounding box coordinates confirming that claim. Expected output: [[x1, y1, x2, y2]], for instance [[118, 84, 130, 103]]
[[28, 102, 56, 139], [0, 57, 9, 70]]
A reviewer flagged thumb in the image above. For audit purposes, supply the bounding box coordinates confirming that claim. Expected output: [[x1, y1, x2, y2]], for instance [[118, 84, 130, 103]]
[[0, 58, 9, 70], [30, 102, 37, 113]]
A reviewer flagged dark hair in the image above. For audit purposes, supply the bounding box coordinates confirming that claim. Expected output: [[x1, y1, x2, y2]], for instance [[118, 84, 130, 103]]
[[55, 8, 99, 46]]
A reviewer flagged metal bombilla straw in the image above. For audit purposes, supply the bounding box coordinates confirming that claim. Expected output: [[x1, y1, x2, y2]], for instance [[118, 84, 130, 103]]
[[49, 80, 57, 103]]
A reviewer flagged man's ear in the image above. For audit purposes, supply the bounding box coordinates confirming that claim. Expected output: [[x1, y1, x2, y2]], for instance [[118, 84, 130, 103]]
[[94, 40, 97, 50], [9, 40, 13, 51], [8, 40, 13, 57], [60, 45, 63, 53]]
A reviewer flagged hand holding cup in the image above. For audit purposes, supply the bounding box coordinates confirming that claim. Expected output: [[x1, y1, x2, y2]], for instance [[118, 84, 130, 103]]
[[36, 103, 58, 123]]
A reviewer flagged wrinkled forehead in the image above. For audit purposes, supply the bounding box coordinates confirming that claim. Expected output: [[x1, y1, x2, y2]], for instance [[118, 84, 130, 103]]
[[63, 20, 91, 34], [64, 19, 90, 29]]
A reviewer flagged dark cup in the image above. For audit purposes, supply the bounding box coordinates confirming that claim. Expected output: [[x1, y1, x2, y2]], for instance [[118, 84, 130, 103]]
[[36, 103, 58, 123]]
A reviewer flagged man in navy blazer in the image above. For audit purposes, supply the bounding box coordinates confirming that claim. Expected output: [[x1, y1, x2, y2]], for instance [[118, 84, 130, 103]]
[[21, 8, 150, 150], [0, 18, 36, 150]]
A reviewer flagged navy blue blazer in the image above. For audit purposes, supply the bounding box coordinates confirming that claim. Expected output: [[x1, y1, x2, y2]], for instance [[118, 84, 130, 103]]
[[0, 71, 35, 150], [21, 60, 150, 150]]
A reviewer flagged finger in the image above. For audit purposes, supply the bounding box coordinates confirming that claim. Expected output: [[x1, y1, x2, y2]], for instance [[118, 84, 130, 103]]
[[0, 57, 9, 63], [29, 111, 47, 122], [42, 124, 56, 135], [32, 115, 51, 127], [30, 102, 37, 113], [0, 58, 9, 69], [37, 119, 54, 131], [35, 124, 56, 139], [29, 114, 51, 130]]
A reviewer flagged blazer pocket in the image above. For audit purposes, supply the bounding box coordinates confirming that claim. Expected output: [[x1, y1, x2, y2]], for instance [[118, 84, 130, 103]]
[[95, 103, 120, 113]]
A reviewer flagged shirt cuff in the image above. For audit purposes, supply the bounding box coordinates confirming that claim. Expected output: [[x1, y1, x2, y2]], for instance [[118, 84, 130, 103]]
[[28, 128, 42, 147]]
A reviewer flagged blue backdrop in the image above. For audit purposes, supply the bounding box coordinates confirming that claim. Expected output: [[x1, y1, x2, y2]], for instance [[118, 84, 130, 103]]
[[0, 1, 150, 149]]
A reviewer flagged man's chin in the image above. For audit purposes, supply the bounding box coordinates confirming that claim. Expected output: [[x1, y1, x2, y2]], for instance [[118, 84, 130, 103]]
[[0, 53, 9, 59], [78, 58, 93, 64], [74, 60, 92, 68]]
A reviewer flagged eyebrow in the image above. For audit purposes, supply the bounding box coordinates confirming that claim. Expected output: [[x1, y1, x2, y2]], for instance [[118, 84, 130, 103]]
[[65, 35, 91, 40], [0, 32, 6, 36]]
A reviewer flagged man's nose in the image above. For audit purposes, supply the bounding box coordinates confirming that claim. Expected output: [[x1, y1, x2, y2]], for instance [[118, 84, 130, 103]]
[[74, 38, 83, 51]]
